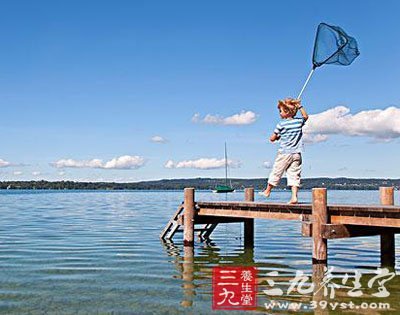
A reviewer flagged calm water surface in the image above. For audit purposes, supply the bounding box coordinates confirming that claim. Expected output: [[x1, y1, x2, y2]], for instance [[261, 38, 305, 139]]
[[0, 190, 399, 314]]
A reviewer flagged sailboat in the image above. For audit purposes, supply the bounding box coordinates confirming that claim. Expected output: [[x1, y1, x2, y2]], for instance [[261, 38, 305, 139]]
[[213, 143, 235, 193]]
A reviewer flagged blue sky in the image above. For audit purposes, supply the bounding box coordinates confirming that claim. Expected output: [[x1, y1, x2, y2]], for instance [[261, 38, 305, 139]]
[[0, 0, 399, 181]]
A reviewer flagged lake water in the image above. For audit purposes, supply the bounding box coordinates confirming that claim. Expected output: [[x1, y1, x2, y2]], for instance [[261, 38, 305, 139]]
[[0, 190, 399, 314]]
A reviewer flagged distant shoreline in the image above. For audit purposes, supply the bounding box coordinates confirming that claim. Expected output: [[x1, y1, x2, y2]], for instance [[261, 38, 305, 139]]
[[1, 178, 399, 191]]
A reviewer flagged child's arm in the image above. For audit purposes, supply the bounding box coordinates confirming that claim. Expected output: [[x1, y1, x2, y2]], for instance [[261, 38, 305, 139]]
[[295, 99, 309, 121], [270, 133, 280, 142], [270, 122, 283, 142]]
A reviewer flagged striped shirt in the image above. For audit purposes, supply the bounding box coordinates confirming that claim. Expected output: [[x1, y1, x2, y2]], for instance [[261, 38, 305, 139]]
[[274, 117, 306, 154]]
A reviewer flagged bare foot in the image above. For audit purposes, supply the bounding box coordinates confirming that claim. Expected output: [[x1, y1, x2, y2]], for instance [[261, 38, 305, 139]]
[[288, 199, 298, 204], [263, 189, 271, 198]]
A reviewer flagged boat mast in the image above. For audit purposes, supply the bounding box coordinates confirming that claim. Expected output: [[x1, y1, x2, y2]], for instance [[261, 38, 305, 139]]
[[224, 142, 228, 186]]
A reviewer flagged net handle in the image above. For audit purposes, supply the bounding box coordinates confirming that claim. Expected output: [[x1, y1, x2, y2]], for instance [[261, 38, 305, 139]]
[[297, 67, 315, 100]]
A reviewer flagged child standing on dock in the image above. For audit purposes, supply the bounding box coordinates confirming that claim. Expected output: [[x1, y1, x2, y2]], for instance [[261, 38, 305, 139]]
[[264, 98, 309, 204]]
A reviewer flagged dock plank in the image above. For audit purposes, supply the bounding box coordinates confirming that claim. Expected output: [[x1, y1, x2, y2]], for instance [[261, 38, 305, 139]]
[[196, 201, 400, 228]]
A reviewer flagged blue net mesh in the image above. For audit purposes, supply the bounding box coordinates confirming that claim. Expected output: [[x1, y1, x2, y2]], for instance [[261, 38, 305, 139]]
[[312, 23, 360, 68]]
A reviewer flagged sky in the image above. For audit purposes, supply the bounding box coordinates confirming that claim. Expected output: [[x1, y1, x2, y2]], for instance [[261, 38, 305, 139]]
[[0, 0, 399, 182]]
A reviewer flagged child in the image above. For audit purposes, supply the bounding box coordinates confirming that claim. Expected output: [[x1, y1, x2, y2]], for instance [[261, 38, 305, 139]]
[[263, 98, 309, 204]]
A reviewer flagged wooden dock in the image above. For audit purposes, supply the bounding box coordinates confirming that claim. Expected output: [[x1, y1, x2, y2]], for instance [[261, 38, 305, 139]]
[[161, 187, 400, 268]]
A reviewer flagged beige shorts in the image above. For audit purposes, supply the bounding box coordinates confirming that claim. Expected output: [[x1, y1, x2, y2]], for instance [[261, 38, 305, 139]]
[[268, 152, 302, 187]]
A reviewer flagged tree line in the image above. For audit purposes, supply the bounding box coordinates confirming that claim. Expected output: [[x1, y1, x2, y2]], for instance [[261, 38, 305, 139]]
[[0, 178, 399, 190]]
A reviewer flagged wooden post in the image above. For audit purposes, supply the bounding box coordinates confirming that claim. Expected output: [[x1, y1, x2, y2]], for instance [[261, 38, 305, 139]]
[[244, 188, 254, 248], [245, 187, 254, 202], [380, 186, 394, 205], [380, 187, 395, 268], [183, 188, 195, 247], [312, 188, 328, 314], [312, 188, 328, 265]]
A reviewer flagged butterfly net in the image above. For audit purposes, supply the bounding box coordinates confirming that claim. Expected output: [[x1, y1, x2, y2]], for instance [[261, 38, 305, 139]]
[[312, 23, 360, 68]]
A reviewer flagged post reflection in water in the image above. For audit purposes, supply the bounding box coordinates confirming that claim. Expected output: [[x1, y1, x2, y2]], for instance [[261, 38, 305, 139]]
[[162, 240, 258, 309], [161, 241, 194, 308], [312, 263, 328, 315], [181, 246, 195, 307]]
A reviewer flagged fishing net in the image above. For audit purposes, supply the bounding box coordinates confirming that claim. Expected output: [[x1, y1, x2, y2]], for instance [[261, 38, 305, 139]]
[[312, 23, 360, 68]]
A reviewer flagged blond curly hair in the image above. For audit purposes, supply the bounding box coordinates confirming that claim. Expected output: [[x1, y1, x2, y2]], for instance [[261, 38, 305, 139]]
[[277, 98, 300, 117]]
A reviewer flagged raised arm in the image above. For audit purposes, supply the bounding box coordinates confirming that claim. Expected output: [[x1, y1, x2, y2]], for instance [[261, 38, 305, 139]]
[[295, 99, 309, 121]]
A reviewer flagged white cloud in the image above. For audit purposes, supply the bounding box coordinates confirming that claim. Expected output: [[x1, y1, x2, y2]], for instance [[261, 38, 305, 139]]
[[32, 171, 41, 176], [192, 110, 257, 125], [52, 158, 103, 169], [303, 133, 329, 144], [0, 159, 11, 167], [165, 158, 241, 170], [263, 161, 272, 169], [13, 171, 22, 175], [102, 155, 145, 169], [58, 171, 66, 176], [151, 135, 168, 143], [191, 113, 201, 123], [164, 160, 175, 169], [52, 155, 146, 170], [304, 106, 400, 142]]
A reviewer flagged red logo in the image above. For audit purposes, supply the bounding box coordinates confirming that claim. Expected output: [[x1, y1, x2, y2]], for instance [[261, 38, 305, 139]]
[[212, 266, 257, 310]]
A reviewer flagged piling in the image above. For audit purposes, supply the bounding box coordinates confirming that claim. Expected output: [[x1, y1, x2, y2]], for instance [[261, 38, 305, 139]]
[[311, 188, 328, 314], [312, 188, 328, 265], [183, 188, 195, 247], [244, 188, 255, 248], [380, 187, 395, 268]]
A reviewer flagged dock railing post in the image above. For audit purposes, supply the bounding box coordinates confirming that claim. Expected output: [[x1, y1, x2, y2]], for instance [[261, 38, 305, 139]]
[[380, 187, 395, 268], [244, 188, 255, 248], [183, 188, 195, 247], [312, 188, 328, 310]]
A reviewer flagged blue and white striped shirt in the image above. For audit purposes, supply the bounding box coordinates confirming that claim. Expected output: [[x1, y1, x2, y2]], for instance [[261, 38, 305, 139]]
[[274, 117, 306, 154]]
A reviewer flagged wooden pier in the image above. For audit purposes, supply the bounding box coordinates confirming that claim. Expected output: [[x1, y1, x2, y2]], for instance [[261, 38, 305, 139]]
[[161, 187, 400, 268]]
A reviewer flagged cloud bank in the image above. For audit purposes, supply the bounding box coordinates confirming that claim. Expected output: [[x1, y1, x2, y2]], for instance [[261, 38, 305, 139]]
[[165, 158, 241, 170], [192, 110, 257, 125], [304, 106, 400, 143], [52, 155, 146, 170]]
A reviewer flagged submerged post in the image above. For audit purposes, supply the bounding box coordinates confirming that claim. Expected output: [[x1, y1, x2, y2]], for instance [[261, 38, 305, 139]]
[[184, 188, 195, 247], [380, 187, 395, 268], [244, 188, 254, 248]]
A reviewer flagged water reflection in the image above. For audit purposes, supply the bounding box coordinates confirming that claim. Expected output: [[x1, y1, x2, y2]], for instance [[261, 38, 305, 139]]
[[162, 238, 400, 314], [1, 190, 399, 314], [182, 246, 195, 307]]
